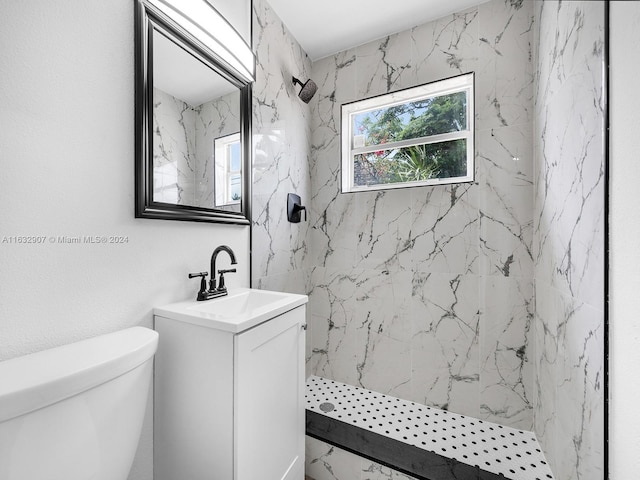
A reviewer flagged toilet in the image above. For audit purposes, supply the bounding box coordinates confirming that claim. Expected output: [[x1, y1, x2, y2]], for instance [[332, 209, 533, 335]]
[[0, 326, 158, 480]]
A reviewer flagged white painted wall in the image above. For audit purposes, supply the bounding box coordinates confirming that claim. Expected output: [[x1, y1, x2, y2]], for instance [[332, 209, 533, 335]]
[[0, 1, 250, 479], [610, 2, 640, 477]]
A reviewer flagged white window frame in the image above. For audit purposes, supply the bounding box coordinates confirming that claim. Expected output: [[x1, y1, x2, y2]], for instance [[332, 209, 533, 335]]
[[341, 73, 474, 193], [214, 132, 241, 207]]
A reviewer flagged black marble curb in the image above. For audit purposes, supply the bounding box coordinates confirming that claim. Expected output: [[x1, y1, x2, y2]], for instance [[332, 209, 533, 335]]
[[306, 409, 504, 480]]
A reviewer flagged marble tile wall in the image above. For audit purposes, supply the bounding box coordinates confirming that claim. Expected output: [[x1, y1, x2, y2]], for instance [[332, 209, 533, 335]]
[[307, 0, 535, 432], [532, 2, 605, 479], [195, 90, 241, 209], [249, 1, 605, 479], [152, 88, 240, 208], [251, 0, 313, 292], [153, 88, 198, 205]]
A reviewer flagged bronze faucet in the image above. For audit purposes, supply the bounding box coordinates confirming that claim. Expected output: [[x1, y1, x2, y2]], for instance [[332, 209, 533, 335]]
[[188, 245, 237, 301]]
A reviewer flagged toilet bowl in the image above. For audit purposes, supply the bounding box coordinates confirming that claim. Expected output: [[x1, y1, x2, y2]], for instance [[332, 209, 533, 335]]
[[0, 326, 158, 480]]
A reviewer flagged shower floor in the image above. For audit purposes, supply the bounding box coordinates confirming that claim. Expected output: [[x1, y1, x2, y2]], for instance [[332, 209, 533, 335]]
[[305, 376, 554, 480]]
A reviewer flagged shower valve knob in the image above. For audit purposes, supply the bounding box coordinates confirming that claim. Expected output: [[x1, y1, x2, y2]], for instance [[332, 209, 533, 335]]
[[287, 193, 306, 223]]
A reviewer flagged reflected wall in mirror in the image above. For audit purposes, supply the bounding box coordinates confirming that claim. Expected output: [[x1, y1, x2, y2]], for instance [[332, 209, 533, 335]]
[[152, 30, 241, 212], [135, 0, 252, 224]]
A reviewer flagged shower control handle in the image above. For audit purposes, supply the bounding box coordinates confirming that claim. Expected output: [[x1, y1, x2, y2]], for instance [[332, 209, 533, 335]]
[[287, 193, 306, 223], [293, 204, 306, 221]]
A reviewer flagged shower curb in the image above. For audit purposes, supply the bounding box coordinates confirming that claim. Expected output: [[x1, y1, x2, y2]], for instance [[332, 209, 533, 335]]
[[306, 410, 498, 480], [305, 376, 554, 480]]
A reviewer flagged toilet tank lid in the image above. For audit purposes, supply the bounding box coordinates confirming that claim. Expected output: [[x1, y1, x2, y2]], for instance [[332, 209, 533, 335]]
[[0, 326, 158, 423]]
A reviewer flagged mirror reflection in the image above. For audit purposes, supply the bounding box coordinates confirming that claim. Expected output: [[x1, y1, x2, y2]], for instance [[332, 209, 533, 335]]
[[152, 30, 242, 213]]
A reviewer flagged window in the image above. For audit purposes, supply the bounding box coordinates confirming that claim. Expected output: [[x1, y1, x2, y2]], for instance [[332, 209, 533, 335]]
[[341, 73, 474, 193], [214, 132, 242, 207]]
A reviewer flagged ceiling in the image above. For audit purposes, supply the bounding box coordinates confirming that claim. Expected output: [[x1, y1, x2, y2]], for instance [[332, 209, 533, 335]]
[[153, 31, 237, 107], [267, 0, 488, 61]]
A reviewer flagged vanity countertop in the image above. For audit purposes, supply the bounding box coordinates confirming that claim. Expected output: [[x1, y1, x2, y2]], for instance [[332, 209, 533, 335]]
[[154, 288, 308, 333]]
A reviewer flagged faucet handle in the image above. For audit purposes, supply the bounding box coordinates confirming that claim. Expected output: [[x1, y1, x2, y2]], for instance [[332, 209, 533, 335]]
[[217, 268, 237, 290], [188, 272, 209, 301], [188, 272, 208, 279]]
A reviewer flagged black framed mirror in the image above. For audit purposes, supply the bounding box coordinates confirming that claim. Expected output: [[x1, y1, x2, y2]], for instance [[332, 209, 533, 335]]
[[135, 0, 252, 224]]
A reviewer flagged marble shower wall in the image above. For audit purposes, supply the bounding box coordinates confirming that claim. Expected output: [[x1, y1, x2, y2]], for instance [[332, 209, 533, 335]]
[[251, 0, 313, 291], [152, 88, 240, 208], [533, 2, 605, 479], [195, 90, 241, 209], [153, 88, 197, 205], [307, 0, 535, 431]]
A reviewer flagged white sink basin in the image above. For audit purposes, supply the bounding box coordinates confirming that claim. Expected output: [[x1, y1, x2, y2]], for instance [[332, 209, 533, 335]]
[[154, 288, 308, 333]]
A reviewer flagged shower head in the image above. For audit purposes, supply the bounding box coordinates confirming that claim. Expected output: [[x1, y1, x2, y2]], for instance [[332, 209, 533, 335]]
[[292, 76, 317, 103]]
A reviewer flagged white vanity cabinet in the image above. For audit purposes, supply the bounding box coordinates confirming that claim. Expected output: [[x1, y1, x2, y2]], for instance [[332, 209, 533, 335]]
[[153, 289, 307, 480]]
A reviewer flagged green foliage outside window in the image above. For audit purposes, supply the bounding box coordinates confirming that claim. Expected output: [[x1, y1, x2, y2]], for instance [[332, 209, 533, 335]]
[[353, 92, 468, 187]]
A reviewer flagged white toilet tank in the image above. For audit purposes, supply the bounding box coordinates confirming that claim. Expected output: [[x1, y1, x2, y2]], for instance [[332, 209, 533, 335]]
[[0, 326, 158, 480]]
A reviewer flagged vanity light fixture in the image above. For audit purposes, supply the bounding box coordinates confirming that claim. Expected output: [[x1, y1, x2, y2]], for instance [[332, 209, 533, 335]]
[[147, 0, 255, 82]]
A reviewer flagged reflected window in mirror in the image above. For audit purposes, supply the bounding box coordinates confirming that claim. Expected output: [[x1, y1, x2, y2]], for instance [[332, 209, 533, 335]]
[[214, 132, 242, 209]]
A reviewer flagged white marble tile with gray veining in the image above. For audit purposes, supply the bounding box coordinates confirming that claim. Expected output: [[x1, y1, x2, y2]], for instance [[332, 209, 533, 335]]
[[531, 281, 558, 472], [252, 0, 312, 282], [411, 6, 479, 85], [410, 183, 479, 275], [310, 193, 359, 270], [409, 272, 480, 417], [534, 71, 604, 309], [309, 53, 358, 269], [152, 88, 197, 205], [355, 190, 412, 272], [305, 436, 361, 480], [555, 296, 604, 480], [194, 91, 241, 209], [305, 0, 536, 434], [479, 275, 533, 430], [306, 267, 360, 385], [352, 268, 413, 399], [534, 1, 605, 118], [355, 30, 413, 98], [477, 124, 534, 279], [532, 1, 605, 479], [477, 0, 534, 129], [361, 461, 418, 480]]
